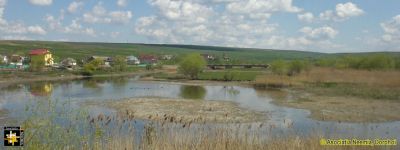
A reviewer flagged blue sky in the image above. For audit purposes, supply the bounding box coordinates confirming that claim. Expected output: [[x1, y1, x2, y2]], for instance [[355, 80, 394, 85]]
[[0, 0, 399, 53]]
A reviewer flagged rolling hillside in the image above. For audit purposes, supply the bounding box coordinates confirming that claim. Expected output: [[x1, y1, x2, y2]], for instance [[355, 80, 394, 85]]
[[0, 40, 398, 63]]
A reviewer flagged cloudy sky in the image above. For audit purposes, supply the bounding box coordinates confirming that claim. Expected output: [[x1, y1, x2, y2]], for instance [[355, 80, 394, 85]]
[[0, 0, 399, 53]]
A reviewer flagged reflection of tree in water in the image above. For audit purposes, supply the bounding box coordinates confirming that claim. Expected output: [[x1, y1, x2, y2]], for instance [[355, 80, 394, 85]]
[[82, 77, 107, 89], [29, 82, 53, 97], [109, 77, 128, 89], [0, 84, 23, 92], [180, 85, 206, 100], [222, 86, 240, 96]]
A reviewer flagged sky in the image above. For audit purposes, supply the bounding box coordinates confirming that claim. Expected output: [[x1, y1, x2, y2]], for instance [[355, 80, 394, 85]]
[[0, 0, 399, 53]]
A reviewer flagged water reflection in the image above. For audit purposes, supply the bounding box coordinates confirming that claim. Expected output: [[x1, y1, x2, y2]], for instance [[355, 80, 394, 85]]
[[0, 84, 24, 92], [222, 86, 240, 96], [0, 77, 398, 139], [110, 77, 128, 89], [82, 78, 105, 89], [29, 82, 53, 97], [179, 85, 206, 99]]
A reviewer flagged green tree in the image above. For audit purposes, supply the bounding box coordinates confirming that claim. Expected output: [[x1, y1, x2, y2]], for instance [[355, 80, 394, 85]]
[[178, 53, 206, 79], [30, 57, 45, 71], [82, 58, 103, 75], [270, 60, 288, 75], [358, 54, 395, 70], [112, 56, 127, 72]]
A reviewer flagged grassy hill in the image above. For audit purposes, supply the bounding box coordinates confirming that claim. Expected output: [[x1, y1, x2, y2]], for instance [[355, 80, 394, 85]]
[[0, 40, 398, 63]]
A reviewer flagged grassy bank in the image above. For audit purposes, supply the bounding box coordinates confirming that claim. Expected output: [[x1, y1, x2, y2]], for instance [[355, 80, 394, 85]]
[[0, 66, 152, 85], [198, 71, 261, 81], [254, 67, 400, 100], [152, 70, 263, 81]]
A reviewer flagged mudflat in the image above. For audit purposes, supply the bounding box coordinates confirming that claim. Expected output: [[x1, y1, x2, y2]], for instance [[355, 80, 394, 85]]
[[88, 98, 268, 123]]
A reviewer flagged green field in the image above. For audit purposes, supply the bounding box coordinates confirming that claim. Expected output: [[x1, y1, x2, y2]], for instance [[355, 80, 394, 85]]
[[0, 40, 324, 63], [1, 40, 399, 64]]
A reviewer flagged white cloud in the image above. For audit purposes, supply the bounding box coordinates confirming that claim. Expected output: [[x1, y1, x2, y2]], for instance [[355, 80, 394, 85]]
[[226, 0, 302, 14], [27, 25, 47, 35], [320, 2, 364, 21], [28, 0, 52, 6], [0, 0, 47, 40], [149, 0, 214, 23], [0, 21, 47, 35], [336, 2, 364, 18], [63, 19, 97, 37], [300, 26, 338, 40], [0, 35, 31, 40], [0, 0, 6, 24], [45, 13, 97, 37], [117, 0, 127, 7], [68, 1, 84, 13], [298, 12, 314, 23], [380, 15, 400, 44], [83, 3, 133, 24]]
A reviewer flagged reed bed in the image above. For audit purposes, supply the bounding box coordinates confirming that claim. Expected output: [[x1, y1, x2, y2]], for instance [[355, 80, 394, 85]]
[[254, 67, 400, 100], [10, 101, 397, 150]]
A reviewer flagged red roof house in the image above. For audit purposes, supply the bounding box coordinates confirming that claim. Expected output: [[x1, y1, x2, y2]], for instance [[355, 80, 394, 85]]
[[139, 54, 158, 65], [29, 49, 51, 55], [29, 49, 54, 66]]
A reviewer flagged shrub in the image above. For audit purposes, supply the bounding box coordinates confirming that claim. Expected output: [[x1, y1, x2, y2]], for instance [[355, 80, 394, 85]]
[[316, 54, 396, 70], [178, 53, 206, 79], [112, 55, 128, 72], [270, 60, 288, 75], [81, 58, 103, 76], [30, 57, 45, 72]]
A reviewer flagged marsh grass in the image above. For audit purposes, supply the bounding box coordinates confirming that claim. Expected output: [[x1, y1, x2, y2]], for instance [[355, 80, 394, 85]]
[[255, 67, 400, 100], [6, 99, 397, 150]]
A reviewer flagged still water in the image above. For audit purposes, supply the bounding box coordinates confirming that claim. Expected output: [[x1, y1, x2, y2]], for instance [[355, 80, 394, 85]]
[[0, 76, 399, 139]]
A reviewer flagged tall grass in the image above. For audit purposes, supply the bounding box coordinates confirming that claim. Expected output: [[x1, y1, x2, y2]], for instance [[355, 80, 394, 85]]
[[255, 67, 400, 100], [7, 99, 394, 150]]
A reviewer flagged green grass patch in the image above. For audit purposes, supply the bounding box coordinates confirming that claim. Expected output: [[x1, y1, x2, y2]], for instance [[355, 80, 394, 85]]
[[198, 71, 260, 81]]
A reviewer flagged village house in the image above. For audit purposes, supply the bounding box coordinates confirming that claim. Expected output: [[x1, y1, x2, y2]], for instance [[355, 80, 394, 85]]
[[201, 54, 215, 61], [162, 55, 173, 60], [223, 53, 230, 62], [9, 55, 24, 66], [139, 54, 158, 65], [127, 55, 140, 65], [61, 58, 77, 69], [29, 49, 54, 66], [0, 55, 7, 64], [88, 56, 112, 66]]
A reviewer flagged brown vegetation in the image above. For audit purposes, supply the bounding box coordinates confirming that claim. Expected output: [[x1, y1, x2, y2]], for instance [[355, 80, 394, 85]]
[[256, 67, 400, 88], [87, 98, 267, 123]]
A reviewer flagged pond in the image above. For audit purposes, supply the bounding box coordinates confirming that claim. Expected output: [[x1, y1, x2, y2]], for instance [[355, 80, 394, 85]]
[[0, 76, 399, 141]]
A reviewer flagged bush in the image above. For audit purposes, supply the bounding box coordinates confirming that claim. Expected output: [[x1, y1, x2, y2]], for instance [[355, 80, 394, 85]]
[[316, 54, 397, 70], [82, 63, 95, 76], [178, 53, 206, 79], [81, 58, 103, 76], [270, 60, 288, 75], [112, 56, 128, 72], [30, 57, 45, 72], [270, 60, 311, 76]]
